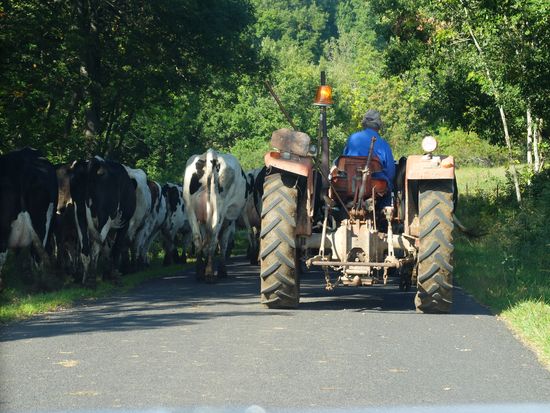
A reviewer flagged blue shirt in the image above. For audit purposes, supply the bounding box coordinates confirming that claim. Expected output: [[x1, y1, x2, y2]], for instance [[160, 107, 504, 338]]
[[343, 128, 396, 189]]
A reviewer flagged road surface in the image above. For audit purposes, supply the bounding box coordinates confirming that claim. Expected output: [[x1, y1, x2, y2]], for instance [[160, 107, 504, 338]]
[[1, 257, 549, 411]]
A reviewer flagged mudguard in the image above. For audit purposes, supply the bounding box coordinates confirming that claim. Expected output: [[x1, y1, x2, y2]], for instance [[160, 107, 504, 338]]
[[405, 155, 455, 180], [264, 151, 314, 235]]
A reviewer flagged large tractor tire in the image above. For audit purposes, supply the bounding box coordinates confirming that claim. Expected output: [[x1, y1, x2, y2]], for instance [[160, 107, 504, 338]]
[[259, 172, 299, 308], [415, 180, 454, 313]]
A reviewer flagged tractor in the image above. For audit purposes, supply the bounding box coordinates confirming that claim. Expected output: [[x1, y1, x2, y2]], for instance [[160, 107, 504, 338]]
[[259, 73, 456, 313]]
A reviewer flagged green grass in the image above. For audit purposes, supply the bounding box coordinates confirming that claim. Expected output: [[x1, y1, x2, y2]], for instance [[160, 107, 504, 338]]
[[454, 165, 550, 368], [455, 165, 507, 195], [0, 261, 190, 325], [455, 238, 550, 367]]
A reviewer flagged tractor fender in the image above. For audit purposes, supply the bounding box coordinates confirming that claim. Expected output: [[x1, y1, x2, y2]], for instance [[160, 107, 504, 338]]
[[264, 151, 313, 177], [405, 155, 455, 180], [264, 151, 314, 235], [403, 155, 457, 238]]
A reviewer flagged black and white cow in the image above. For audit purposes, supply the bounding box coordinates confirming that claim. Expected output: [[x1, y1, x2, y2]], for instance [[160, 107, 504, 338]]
[[183, 149, 248, 281], [54, 163, 80, 278], [123, 166, 151, 270], [238, 167, 266, 265], [69, 157, 136, 284], [133, 180, 167, 266], [0, 148, 58, 289], [161, 183, 191, 266]]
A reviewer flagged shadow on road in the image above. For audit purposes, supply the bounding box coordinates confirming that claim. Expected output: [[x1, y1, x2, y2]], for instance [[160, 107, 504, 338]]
[[0, 257, 490, 342], [297, 267, 490, 316]]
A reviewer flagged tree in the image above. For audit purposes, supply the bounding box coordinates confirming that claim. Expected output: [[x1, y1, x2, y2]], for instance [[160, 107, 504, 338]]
[[0, 0, 260, 163], [369, 0, 550, 201]]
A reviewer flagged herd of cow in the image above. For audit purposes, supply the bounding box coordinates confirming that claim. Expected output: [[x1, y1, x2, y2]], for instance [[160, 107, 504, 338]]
[[0, 147, 266, 290]]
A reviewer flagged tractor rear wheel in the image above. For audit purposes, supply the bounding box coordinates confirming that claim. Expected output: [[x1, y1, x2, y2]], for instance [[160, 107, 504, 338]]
[[259, 172, 299, 308], [415, 180, 454, 313]]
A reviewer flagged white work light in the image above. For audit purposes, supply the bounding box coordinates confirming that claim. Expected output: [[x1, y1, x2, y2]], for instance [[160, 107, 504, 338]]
[[422, 136, 438, 153]]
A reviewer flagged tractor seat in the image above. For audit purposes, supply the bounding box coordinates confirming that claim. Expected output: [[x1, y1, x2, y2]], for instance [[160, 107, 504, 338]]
[[329, 156, 388, 204]]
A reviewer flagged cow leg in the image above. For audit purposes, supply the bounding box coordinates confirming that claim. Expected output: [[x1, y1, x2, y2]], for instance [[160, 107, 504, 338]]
[[204, 253, 216, 283], [252, 227, 260, 265], [217, 220, 235, 279], [83, 241, 102, 288], [134, 231, 147, 269], [162, 234, 175, 266], [132, 229, 143, 271], [186, 207, 203, 254], [0, 250, 7, 291], [118, 242, 132, 274], [106, 228, 127, 283], [241, 211, 257, 264], [179, 239, 189, 264], [129, 242, 140, 272], [196, 251, 206, 281], [140, 231, 158, 268], [30, 230, 61, 290], [163, 247, 174, 266], [80, 252, 91, 285], [181, 229, 193, 264], [246, 227, 260, 265], [100, 236, 118, 281]]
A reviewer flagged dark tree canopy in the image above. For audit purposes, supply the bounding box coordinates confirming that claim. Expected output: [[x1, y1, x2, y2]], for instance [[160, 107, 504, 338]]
[[0, 0, 260, 161]]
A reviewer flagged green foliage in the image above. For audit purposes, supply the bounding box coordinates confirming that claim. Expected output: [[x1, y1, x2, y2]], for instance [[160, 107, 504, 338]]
[[231, 136, 271, 171], [369, 0, 550, 152], [2, 0, 547, 180], [434, 127, 507, 166], [252, 0, 335, 63], [0, 0, 260, 164]]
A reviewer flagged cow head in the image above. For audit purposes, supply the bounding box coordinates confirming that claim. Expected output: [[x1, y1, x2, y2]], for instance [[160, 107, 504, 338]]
[[55, 163, 75, 214]]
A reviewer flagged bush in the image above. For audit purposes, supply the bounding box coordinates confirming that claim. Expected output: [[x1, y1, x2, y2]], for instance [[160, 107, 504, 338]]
[[435, 127, 507, 166], [231, 136, 271, 171], [506, 168, 550, 272]]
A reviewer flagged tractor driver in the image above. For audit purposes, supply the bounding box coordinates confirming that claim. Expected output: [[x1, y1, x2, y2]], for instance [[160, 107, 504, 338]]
[[342, 109, 396, 207]]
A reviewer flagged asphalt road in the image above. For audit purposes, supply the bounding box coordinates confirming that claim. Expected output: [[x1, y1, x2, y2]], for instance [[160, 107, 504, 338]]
[[1, 257, 549, 412]]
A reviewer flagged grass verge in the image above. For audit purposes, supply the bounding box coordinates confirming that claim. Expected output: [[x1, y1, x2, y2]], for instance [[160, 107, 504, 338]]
[[455, 165, 550, 368], [455, 239, 550, 367], [0, 261, 190, 325]]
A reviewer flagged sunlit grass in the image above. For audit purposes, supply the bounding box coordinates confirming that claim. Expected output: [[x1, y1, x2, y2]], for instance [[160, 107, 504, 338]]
[[502, 300, 550, 367], [455, 235, 550, 368], [454, 165, 550, 368], [455, 165, 507, 195]]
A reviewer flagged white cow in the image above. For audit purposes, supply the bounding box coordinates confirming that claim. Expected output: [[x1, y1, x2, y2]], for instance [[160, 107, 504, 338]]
[[183, 149, 248, 281]]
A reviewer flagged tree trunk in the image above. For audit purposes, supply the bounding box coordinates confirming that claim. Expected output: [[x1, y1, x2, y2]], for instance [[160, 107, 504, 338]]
[[527, 108, 533, 169], [498, 106, 521, 203], [63, 90, 83, 140], [461, 2, 521, 203], [533, 118, 542, 173], [102, 92, 122, 157], [76, 0, 102, 157]]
